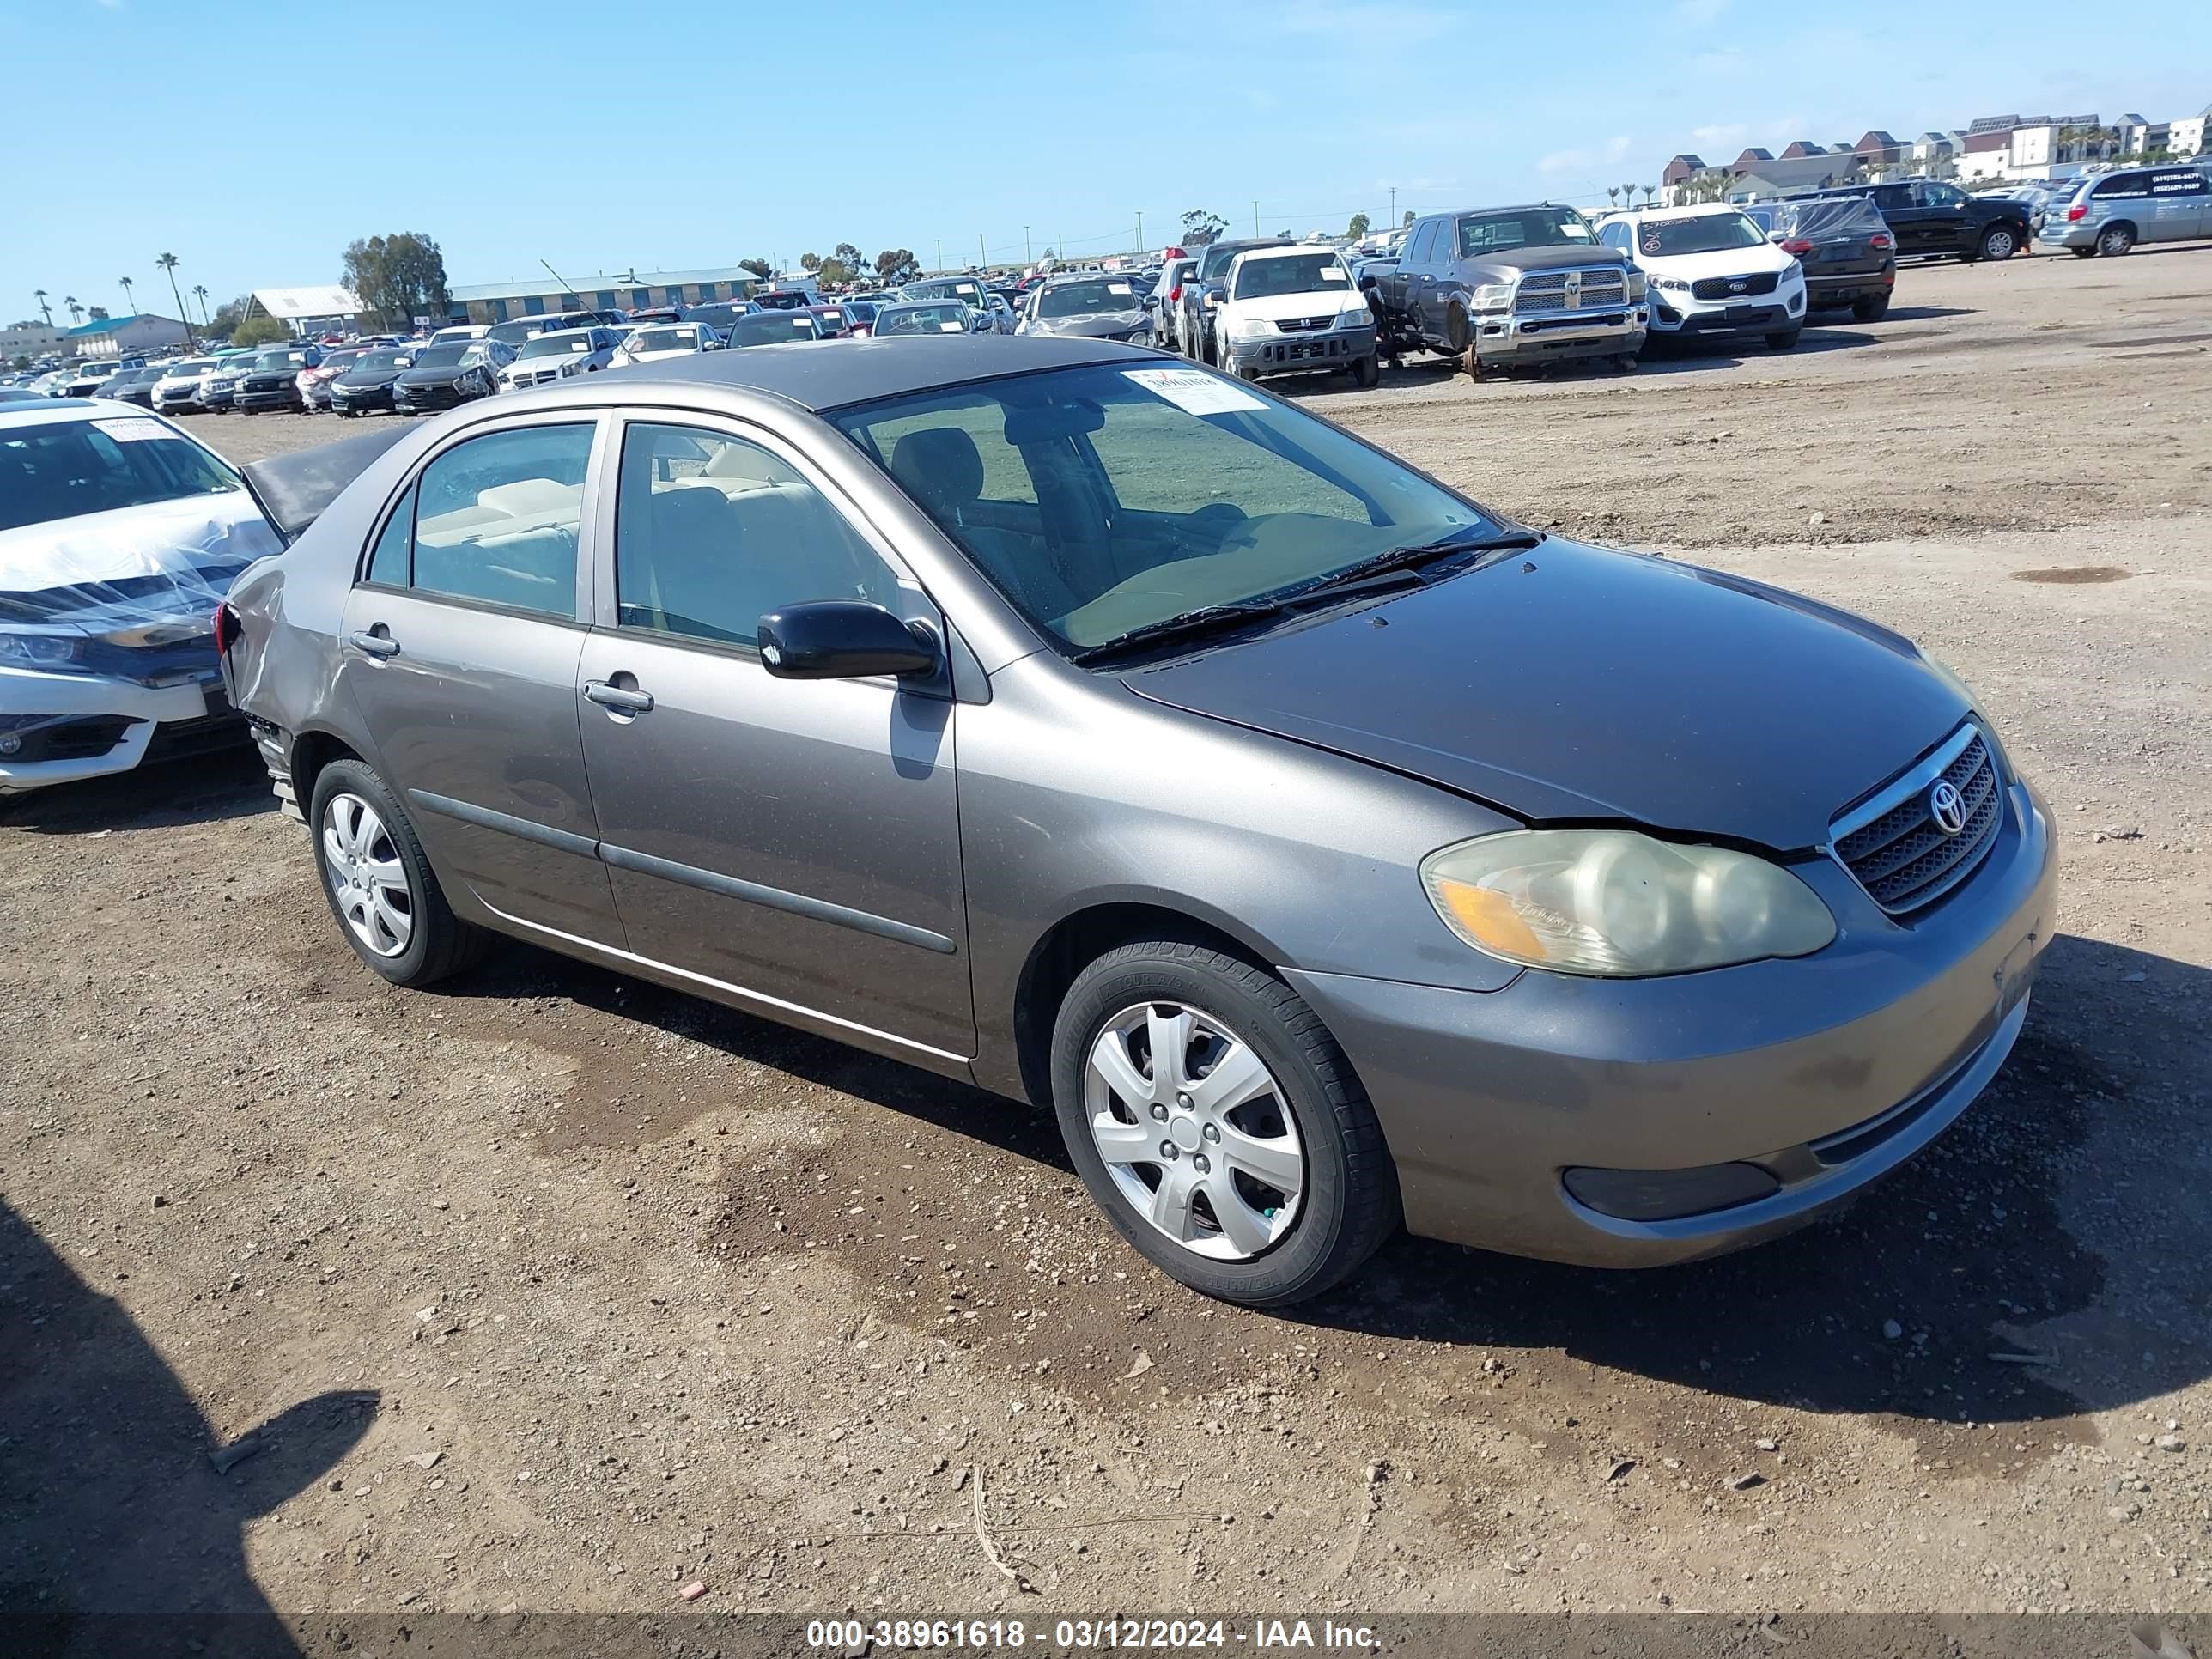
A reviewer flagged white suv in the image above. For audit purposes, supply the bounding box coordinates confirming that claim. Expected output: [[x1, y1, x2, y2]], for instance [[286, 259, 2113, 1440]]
[[1216, 246, 1380, 386], [1595, 204, 1806, 351]]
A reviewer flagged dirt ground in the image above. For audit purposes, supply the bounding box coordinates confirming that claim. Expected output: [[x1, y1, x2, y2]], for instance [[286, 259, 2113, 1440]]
[[4, 246, 2209, 1632]]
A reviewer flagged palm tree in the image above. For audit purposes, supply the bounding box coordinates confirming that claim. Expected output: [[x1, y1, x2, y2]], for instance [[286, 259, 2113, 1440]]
[[1642, 184, 1657, 204], [118, 276, 135, 315], [156, 253, 194, 347], [64, 295, 83, 325], [1607, 186, 1620, 207], [33, 288, 51, 326], [191, 284, 209, 326]]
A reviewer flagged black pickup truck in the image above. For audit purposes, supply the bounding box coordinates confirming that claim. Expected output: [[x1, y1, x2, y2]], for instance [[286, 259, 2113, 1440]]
[[1793, 179, 2030, 264], [1365, 204, 1646, 378]]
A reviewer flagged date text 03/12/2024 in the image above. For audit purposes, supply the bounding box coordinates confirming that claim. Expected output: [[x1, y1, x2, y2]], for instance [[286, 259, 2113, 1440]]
[[804, 1618, 1381, 1650]]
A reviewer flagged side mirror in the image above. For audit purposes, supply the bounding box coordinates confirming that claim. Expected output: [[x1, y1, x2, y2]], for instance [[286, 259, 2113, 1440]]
[[757, 601, 939, 680]]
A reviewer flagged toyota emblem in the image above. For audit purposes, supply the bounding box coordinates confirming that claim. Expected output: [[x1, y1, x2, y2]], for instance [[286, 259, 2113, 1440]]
[[1927, 779, 1967, 836]]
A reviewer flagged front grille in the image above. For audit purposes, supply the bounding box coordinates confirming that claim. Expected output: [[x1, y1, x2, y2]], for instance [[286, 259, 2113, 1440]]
[[1277, 315, 1333, 332], [1516, 268, 1630, 313], [1691, 270, 1781, 300], [1832, 729, 2002, 915]]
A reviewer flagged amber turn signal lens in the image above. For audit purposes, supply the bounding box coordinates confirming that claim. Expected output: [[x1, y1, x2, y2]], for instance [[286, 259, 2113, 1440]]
[[1431, 877, 1547, 963]]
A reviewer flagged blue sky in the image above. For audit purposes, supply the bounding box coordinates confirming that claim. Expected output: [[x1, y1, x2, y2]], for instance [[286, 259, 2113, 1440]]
[[6, 0, 2207, 325]]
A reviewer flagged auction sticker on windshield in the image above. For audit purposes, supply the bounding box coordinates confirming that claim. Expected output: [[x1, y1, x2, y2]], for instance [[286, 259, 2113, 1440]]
[[1123, 367, 1267, 415], [92, 417, 166, 443]]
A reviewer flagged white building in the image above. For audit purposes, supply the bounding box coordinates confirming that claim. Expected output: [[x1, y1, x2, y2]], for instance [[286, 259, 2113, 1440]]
[[62, 313, 192, 361], [246, 285, 366, 337], [2, 319, 68, 363], [2171, 112, 2208, 157]]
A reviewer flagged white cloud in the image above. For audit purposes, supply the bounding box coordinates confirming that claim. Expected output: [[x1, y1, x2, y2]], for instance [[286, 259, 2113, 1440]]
[[1539, 136, 1634, 176]]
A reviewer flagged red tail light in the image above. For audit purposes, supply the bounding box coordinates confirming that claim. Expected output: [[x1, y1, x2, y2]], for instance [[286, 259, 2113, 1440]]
[[1778, 238, 1813, 255], [212, 602, 241, 657], [1170, 284, 1182, 303], [2066, 204, 2087, 222], [1869, 232, 1892, 250]]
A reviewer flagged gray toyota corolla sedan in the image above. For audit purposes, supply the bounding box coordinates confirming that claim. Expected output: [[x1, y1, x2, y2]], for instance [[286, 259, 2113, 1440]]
[[216, 337, 2056, 1308]]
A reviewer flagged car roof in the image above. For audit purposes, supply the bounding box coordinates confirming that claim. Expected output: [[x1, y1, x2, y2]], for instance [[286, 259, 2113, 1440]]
[[1599, 202, 1739, 222], [0, 397, 157, 431], [524, 326, 599, 342], [603, 334, 1140, 412]]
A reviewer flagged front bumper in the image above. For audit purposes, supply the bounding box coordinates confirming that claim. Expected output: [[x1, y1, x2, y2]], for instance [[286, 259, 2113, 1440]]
[[395, 382, 473, 411], [332, 386, 395, 411], [0, 666, 240, 793], [1221, 321, 1376, 374], [1287, 777, 2057, 1267], [1470, 306, 1650, 364], [1649, 283, 1806, 335], [235, 387, 300, 411]]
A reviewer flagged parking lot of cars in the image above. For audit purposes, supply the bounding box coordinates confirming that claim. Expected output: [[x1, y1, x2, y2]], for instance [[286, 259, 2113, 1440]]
[[4, 228, 2209, 1621]]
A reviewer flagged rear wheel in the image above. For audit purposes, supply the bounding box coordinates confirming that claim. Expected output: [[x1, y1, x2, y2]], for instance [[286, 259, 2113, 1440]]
[[1051, 942, 1398, 1307], [2097, 222, 2136, 258], [309, 758, 489, 988], [1852, 293, 1892, 322]]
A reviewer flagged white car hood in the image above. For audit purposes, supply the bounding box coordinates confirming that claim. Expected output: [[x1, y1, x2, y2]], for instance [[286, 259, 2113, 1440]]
[[1222, 287, 1363, 325], [0, 489, 279, 631], [618, 347, 699, 365], [1636, 243, 1797, 283]]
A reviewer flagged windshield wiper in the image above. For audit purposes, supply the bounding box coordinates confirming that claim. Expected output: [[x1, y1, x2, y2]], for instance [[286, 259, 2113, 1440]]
[[1068, 601, 1288, 665], [1285, 526, 1546, 601]]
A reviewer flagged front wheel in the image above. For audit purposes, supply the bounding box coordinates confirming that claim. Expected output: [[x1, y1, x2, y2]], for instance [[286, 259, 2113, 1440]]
[[2070, 245, 2098, 258], [1766, 327, 1802, 351], [1350, 352, 1381, 388], [309, 758, 490, 987], [1979, 224, 2021, 262], [1051, 942, 1399, 1307]]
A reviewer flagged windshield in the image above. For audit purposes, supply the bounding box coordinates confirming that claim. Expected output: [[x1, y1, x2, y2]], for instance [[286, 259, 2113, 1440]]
[[908, 280, 981, 302], [1231, 253, 1349, 299], [356, 349, 410, 371], [1635, 213, 1768, 256], [518, 331, 592, 358], [255, 350, 306, 369], [831, 362, 1493, 652], [1036, 278, 1140, 317], [0, 415, 243, 532], [874, 304, 968, 335], [727, 313, 817, 346], [411, 343, 470, 368], [486, 321, 544, 344], [1457, 209, 1593, 255], [754, 290, 812, 310], [163, 361, 216, 378], [626, 327, 698, 354]]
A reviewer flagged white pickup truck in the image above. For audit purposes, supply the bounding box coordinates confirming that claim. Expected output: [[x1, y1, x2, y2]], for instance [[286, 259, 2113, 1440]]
[[1214, 246, 1379, 387]]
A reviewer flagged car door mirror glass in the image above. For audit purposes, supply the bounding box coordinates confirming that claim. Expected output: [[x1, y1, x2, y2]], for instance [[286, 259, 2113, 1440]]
[[757, 600, 939, 680]]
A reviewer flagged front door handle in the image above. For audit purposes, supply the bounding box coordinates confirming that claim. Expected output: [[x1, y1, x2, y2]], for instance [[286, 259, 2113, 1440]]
[[345, 630, 399, 659], [584, 679, 654, 714]]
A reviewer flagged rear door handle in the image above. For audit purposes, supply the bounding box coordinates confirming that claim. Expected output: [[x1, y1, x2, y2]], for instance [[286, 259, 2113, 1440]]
[[584, 680, 654, 714], [345, 630, 399, 659]]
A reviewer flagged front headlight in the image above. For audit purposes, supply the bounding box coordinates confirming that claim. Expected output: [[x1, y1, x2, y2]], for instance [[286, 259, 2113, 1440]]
[[1230, 317, 1274, 338], [1337, 305, 1372, 327], [1625, 270, 1648, 299], [0, 630, 83, 670], [1470, 283, 1513, 312], [1419, 830, 1835, 976], [1656, 276, 1690, 293]]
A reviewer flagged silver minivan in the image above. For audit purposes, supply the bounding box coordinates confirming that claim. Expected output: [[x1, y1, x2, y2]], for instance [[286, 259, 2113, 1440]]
[[2038, 167, 2210, 256]]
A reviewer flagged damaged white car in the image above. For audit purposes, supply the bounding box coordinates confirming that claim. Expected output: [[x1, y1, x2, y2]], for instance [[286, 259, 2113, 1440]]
[[0, 400, 278, 794]]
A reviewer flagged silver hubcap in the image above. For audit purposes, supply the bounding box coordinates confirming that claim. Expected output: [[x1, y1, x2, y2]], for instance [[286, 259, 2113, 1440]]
[[1084, 1001, 1304, 1261], [322, 793, 413, 957], [1988, 231, 2014, 258]]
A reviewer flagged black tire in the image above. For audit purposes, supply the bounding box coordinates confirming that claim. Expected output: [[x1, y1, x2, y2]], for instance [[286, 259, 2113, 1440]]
[[1350, 352, 1381, 388], [2097, 222, 2136, 258], [2070, 245, 2098, 258], [1233, 359, 1261, 383], [1611, 353, 1638, 373], [1852, 294, 1892, 322], [1050, 940, 1399, 1307], [1766, 327, 1802, 350], [1979, 223, 2021, 262], [307, 757, 490, 988]]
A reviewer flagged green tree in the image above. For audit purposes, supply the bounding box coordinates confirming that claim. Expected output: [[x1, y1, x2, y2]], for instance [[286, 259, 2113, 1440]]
[[341, 231, 451, 330], [800, 252, 823, 272], [817, 257, 854, 289], [156, 253, 195, 347], [874, 248, 920, 283], [231, 312, 290, 347], [1180, 209, 1228, 248], [1346, 212, 1370, 239], [833, 242, 866, 272], [10, 356, 29, 372], [738, 258, 774, 281], [207, 293, 250, 339], [1401, 210, 1415, 227]]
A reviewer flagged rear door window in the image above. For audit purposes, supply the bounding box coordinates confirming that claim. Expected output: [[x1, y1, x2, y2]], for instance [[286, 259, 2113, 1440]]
[[404, 423, 598, 617]]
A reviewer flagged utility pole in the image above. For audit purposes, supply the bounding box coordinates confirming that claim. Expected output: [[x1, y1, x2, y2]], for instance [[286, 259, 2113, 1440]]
[[1253, 200, 1260, 234], [1388, 185, 1397, 224], [1135, 211, 1143, 255], [979, 232, 987, 269], [934, 239, 943, 274], [1024, 225, 1031, 263]]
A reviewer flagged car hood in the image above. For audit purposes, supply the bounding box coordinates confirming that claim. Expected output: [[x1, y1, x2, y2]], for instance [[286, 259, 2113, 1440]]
[[1024, 310, 1149, 337], [394, 365, 475, 386], [0, 490, 279, 677], [1466, 243, 1620, 274], [337, 368, 406, 387], [1121, 539, 1968, 851], [1224, 290, 1361, 324], [1634, 242, 1796, 280]]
